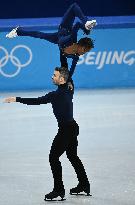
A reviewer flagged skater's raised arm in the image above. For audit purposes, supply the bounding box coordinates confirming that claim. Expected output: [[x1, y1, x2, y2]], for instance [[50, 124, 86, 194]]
[[60, 49, 78, 79], [69, 56, 79, 78], [60, 50, 68, 68]]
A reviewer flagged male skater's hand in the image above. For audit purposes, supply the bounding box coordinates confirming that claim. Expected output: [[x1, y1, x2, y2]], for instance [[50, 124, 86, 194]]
[[4, 97, 16, 103], [68, 82, 73, 90]]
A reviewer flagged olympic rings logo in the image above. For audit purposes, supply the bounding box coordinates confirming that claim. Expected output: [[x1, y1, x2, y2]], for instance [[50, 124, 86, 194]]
[[0, 45, 33, 78]]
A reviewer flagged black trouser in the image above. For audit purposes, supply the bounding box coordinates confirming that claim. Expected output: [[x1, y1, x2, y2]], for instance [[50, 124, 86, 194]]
[[49, 120, 89, 191]]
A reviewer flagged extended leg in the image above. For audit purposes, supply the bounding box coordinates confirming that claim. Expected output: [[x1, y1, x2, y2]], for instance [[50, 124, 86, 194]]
[[60, 3, 87, 30], [6, 27, 58, 44], [59, 3, 97, 35]]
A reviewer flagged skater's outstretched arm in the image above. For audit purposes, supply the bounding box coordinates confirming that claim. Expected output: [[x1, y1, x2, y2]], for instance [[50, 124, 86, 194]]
[[4, 92, 55, 105]]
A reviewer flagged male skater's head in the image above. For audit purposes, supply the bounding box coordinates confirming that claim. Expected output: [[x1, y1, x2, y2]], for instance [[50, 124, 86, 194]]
[[52, 67, 69, 85]]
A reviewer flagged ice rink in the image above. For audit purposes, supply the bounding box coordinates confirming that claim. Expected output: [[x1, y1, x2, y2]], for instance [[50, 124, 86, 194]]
[[0, 89, 135, 205]]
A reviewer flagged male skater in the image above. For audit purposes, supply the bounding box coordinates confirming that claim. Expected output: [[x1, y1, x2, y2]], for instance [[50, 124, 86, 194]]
[[6, 3, 96, 77], [4, 67, 91, 201]]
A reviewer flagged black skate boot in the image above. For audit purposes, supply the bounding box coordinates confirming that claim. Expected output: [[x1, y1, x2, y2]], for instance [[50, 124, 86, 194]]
[[70, 182, 92, 196], [44, 189, 65, 201]]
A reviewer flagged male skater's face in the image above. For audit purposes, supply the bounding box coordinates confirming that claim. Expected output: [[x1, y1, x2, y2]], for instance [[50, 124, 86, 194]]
[[52, 70, 61, 85]]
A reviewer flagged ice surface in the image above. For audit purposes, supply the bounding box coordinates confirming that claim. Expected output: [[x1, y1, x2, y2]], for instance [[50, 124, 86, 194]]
[[0, 89, 135, 205]]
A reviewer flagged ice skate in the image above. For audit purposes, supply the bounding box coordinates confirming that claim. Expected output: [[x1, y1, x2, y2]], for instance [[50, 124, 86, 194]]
[[44, 189, 66, 201], [85, 19, 97, 30], [70, 182, 92, 196], [6, 26, 19, 38]]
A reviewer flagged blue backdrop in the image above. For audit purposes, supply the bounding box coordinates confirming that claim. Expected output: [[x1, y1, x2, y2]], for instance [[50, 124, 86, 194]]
[[0, 0, 135, 18], [0, 26, 135, 91]]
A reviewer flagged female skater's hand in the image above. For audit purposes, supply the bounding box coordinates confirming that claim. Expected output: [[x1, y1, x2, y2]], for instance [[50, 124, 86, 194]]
[[68, 82, 73, 90]]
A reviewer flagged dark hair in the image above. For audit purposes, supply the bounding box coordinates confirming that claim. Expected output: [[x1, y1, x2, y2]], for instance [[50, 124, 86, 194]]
[[55, 67, 69, 82], [77, 37, 94, 50]]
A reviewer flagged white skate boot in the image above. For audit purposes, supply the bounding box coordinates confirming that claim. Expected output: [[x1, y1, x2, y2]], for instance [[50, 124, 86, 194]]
[[85, 20, 97, 30], [6, 26, 19, 38]]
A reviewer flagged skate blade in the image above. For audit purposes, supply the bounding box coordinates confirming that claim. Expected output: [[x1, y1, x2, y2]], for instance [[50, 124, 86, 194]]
[[44, 198, 66, 201], [70, 192, 92, 196]]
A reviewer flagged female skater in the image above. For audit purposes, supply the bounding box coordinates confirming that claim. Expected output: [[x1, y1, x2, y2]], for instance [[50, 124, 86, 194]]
[[6, 3, 97, 80]]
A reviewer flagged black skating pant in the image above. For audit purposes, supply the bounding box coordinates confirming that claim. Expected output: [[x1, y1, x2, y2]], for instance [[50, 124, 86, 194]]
[[49, 120, 89, 191]]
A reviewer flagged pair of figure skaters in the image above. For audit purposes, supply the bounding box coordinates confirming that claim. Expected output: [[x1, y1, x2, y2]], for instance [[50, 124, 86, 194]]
[[5, 3, 97, 201]]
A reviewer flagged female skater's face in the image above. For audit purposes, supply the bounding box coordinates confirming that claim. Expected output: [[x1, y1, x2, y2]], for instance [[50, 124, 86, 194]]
[[77, 46, 91, 56]]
